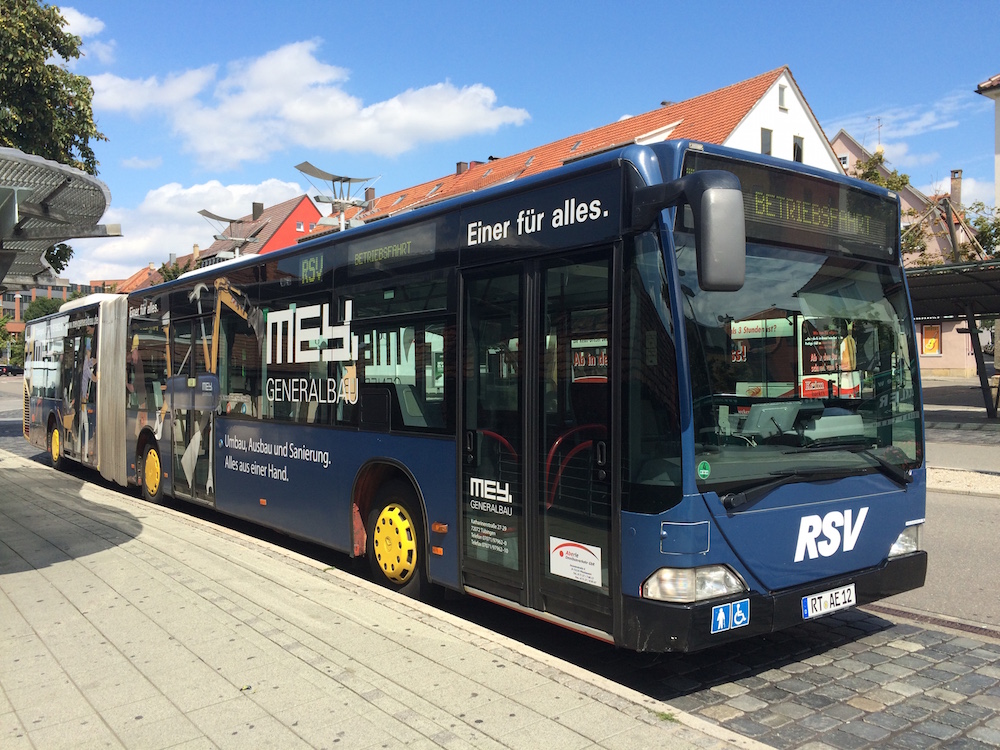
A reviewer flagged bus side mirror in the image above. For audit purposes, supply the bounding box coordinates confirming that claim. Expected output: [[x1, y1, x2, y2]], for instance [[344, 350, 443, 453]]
[[630, 170, 746, 292]]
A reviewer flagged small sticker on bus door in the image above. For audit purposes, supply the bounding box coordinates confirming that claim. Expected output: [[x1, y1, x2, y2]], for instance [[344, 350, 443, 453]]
[[549, 537, 602, 587]]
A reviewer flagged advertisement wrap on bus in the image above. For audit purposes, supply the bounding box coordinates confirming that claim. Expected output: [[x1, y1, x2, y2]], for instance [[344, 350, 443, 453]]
[[23, 139, 925, 653]]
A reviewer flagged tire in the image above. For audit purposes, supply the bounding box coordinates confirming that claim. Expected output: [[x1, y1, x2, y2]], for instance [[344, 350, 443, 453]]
[[49, 424, 66, 471], [367, 480, 425, 597], [141, 443, 165, 504]]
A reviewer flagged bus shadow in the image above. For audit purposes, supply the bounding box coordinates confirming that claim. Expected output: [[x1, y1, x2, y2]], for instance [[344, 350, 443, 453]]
[[4, 449, 906, 708], [0, 459, 145, 575], [435, 593, 901, 704]]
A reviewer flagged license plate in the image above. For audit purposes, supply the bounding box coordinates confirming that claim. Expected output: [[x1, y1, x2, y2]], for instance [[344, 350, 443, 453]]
[[801, 583, 856, 619]]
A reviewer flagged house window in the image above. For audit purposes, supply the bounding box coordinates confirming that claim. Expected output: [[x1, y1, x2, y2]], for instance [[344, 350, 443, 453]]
[[761, 128, 772, 156], [793, 136, 804, 163], [309, 223, 316, 231], [296, 221, 304, 232], [921, 324, 941, 356], [778, 85, 787, 110], [838, 154, 849, 168]]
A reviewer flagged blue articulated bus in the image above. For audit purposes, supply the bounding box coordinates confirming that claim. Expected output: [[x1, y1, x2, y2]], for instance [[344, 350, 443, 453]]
[[24, 140, 926, 652]]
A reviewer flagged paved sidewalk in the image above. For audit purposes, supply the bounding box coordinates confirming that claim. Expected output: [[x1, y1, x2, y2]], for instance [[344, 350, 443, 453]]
[[0, 449, 758, 750]]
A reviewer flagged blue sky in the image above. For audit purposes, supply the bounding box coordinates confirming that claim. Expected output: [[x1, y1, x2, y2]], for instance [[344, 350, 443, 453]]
[[58, 0, 1000, 283]]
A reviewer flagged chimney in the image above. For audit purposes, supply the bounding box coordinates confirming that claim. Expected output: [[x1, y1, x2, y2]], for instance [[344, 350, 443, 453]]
[[149, 262, 156, 271], [365, 187, 375, 203], [456, 161, 468, 175], [168, 253, 176, 265], [252, 202, 264, 221], [193, 244, 200, 263], [950, 169, 963, 208]]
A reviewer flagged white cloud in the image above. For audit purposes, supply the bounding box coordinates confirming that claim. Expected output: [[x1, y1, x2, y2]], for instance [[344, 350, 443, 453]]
[[879, 142, 939, 170], [66, 178, 305, 283], [122, 156, 163, 170], [86, 39, 116, 65], [91, 40, 529, 171], [921, 176, 996, 209], [830, 90, 984, 144], [61, 7, 105, 37], [93, 67, 217, 114]]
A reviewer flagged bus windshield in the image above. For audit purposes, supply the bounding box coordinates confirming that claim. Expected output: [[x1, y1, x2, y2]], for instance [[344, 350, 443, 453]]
[[675, 235, 921, 498]]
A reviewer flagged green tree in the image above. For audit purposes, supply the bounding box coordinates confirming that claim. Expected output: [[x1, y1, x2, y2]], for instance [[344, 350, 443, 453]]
[[967, 202, 1000, 259], [23, 296, 63, 321], [9, 335, 24, 366], [849, 149, 910, 192], [0, 313, 11, 359], [159, 257, 193, 282], [44, 242, 73, 274], [0, 0, 106, 175]]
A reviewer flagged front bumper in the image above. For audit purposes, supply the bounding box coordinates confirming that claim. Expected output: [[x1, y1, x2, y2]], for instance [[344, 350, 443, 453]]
[[620, 551, 927, 652]]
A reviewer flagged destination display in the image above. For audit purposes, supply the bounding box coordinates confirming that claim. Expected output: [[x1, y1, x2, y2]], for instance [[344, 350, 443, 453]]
[[684, 151, 899, 261]]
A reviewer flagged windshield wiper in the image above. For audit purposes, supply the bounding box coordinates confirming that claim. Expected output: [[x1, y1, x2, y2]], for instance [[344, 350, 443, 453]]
[[783, 443, 912, 488], [721, 466, 857, 511]]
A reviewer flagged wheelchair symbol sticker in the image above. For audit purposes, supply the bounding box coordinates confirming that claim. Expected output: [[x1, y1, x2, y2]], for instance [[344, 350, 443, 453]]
[[731, 599, 750, 629], [711, 599, 750, 634]]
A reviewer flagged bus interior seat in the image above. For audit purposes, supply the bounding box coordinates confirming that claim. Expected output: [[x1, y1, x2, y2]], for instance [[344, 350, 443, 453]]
[[395, 383, 428, 428]]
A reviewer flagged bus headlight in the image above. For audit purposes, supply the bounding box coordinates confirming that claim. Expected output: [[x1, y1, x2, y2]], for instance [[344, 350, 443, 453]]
[[641, 565, 747, 603], [889, 524, 922, 557]]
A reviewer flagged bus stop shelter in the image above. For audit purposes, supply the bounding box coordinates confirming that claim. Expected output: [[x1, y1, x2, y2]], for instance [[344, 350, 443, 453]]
[[906, 260, 1000, 418], [0, 147, 119, 285]]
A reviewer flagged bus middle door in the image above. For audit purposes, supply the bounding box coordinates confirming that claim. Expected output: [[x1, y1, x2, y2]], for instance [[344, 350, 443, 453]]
[[170, 312, 219, 506]]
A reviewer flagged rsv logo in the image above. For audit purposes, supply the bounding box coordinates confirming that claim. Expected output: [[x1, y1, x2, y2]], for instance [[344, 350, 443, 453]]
[[794, 507, 869, 562]]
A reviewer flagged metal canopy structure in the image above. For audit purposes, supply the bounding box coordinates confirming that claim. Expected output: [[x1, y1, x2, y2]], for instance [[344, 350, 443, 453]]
[[0, 147, 120, 284], [906, 260, 1000, 321], [906, 260, 1000, 418]]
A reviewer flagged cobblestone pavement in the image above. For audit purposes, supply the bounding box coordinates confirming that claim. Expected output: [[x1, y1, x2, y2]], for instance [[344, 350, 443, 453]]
[[662, 614, 1000, 749], [533, 607, 1000, 750]]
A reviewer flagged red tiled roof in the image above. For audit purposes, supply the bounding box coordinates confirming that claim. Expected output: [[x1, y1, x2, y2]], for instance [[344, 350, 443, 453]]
[[340, 67, 788, 226], [977, 73, 1000, 95], [115, 264, 162, 293], [202, 195, 316, 260]]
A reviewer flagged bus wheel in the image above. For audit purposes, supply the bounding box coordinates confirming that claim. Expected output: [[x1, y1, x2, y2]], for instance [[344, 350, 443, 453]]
[[368, 481, 425, 597], [141, 444, 164, 504], [49, 425, 65, 471]]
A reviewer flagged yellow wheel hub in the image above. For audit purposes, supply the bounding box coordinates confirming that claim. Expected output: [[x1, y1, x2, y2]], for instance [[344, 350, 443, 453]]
[[51, 428, 60, 462], [373, 504, 417, 583], [144, 449, 161, 496]]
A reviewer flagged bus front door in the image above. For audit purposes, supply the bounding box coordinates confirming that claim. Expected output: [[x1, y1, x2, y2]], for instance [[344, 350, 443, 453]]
[[461, 255, 614, 635], [170, 316, 218, 506]]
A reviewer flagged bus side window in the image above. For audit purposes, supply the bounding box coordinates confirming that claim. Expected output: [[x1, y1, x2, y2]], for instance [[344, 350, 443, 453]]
[[219, 310, 261, 419], [354, 319, 453, 434]]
